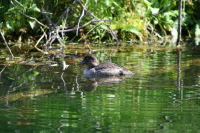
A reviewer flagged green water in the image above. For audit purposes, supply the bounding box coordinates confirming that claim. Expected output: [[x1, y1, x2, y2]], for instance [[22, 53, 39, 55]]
[[0, 44, 200, 133]]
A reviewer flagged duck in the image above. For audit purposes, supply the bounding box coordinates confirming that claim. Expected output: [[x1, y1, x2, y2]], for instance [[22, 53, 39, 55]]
[[78, 54, 134, 76]]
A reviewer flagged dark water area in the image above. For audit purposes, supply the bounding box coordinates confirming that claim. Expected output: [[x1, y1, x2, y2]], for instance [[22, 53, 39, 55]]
[[0, 44, 200, 133]]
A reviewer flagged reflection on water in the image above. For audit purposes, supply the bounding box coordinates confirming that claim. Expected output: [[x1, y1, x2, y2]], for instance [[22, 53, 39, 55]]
[[79, 75, 133, 92], [0, 45, 200, 132]]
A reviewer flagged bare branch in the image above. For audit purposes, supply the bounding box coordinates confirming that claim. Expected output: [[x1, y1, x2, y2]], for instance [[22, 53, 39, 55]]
[[56, 20, 111, 33], [86, 21, 104, 35], [56, 0, 80, 26], [77, 0, 118, 41], [0, 22, 14, 58], [76, 0, 89, 36]]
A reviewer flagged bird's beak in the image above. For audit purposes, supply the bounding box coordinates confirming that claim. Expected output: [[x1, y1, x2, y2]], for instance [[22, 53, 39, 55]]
[[77, 60, 85, 64]]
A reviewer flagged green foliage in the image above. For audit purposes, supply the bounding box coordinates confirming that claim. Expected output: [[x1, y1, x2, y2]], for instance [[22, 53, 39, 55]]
[[5, 8, 23, 31], [0, 0, 11, 21], [122, 26, 139, 35], [0, 0, 200, 43], [2, 1, 42, 41], [154, 10, 178, 34]]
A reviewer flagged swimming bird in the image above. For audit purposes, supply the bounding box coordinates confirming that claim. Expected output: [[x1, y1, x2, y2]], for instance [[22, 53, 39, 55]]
[[78, 54, 134, 76]]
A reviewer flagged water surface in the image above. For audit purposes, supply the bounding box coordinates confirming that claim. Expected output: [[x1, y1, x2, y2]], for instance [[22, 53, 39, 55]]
[[0, 44, 200, 133]]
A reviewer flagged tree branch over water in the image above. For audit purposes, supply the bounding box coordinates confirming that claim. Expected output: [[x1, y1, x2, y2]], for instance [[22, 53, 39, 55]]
[[9, 0, 117, 53]]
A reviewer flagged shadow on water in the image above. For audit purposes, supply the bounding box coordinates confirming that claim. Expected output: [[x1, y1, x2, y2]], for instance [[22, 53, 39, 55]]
[[0, 43, 200, 132]]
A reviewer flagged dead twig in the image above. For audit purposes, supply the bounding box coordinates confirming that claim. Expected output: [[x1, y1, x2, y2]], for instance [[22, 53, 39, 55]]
[[56, 0, 80, 26], [76, 0, 89, 36], [0, 22, 14, 58], [77, 0, 118, 41], [147, 27, 163, 41], [44, 19, 110, 46], [55, 20, 110, 33]]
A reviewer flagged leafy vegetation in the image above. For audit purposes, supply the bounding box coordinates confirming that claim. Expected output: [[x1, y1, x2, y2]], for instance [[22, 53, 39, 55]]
[[0, 0, 200, 44]]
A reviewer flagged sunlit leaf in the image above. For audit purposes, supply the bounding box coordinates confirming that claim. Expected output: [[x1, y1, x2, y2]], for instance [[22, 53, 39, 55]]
[[122, 26, 139, 35], [33, 71, 39, 75], [105, 0, 110, 6], [150, 7, 159, 15], [143, 0, 151, 6], [29, 20, 36, 29], [29, 4, 40, 12], [100, 24, 108, 30], [6, 21, 14, 30]]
